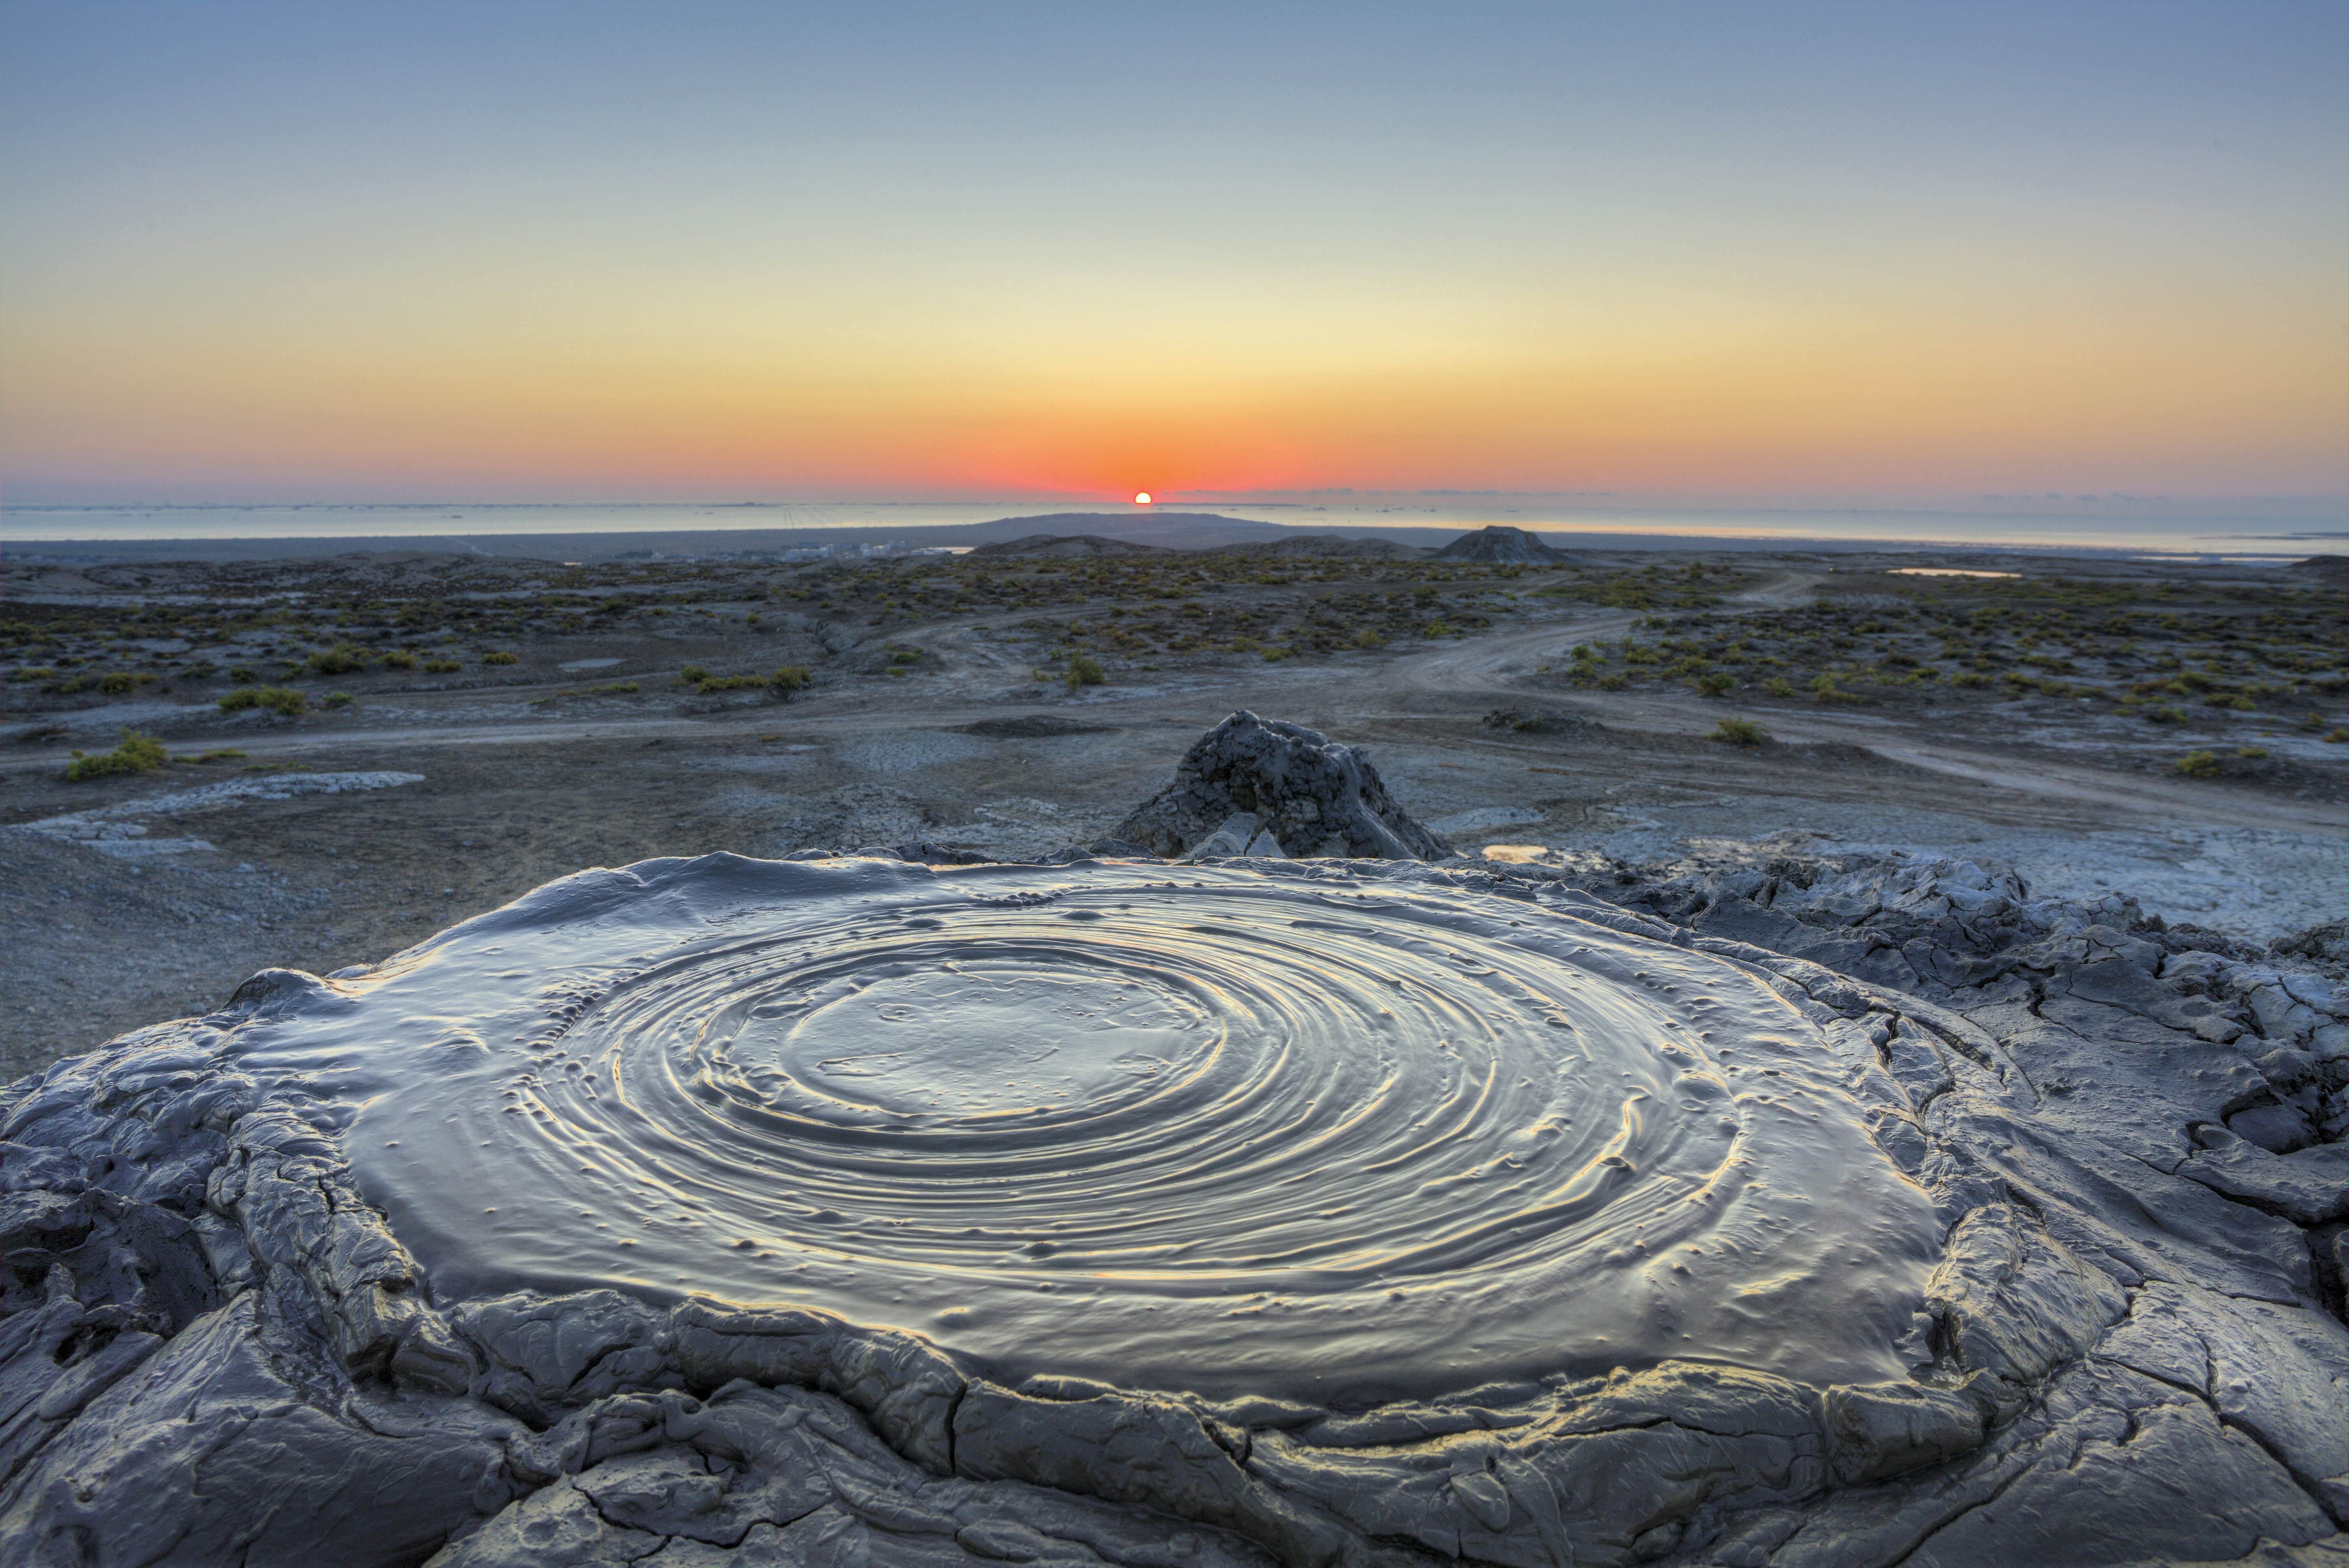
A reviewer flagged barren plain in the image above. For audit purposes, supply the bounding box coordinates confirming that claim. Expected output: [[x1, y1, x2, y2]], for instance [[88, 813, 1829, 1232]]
[[3, 525, 2343, 1087]]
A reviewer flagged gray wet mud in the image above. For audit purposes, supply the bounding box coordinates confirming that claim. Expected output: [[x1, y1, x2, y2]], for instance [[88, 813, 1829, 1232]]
[[214, 858, 1940, 1402], [4, 845, 2347, 1566]]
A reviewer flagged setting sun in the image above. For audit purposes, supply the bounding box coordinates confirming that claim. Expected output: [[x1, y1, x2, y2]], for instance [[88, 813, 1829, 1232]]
[[1133, 492, 1151, 505]]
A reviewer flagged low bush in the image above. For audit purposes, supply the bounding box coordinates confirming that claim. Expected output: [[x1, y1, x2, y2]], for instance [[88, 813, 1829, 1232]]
[[2174, 750, 2222, 778], [1065, 652, 1106, 689], [1694, 671, 1735, 696], [96, 671, 158, 696], [480, 651, 518, 666], [423, 659, 462, 673], [1351, 628, 1386, 649], [306, 643, 367, 675], [1708, 717, 1769, 747], [377, 649, 418, 669], [1763, 676, 1798, 698], [322, 691, 356, 708], [229, 666, 258, 684], [218, 685, 307, 716], [771, 666, 810, 697], [64, 728, 168, 781], [678, 664, 708, 685]]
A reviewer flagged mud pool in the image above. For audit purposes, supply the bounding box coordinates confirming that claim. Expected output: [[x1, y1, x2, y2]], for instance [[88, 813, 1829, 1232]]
[[227, 855, 1940, 1400]]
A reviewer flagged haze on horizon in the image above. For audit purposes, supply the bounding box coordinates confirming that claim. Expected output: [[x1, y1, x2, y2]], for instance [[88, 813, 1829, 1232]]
[[2, 0, 2343, 517]]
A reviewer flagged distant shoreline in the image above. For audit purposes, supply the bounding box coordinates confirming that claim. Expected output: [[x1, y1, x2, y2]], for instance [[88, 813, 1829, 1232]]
[[3, 511, 2339, 567]]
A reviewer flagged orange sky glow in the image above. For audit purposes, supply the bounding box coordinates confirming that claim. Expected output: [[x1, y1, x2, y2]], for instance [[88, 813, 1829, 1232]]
[[2, 4, 2342, 513]]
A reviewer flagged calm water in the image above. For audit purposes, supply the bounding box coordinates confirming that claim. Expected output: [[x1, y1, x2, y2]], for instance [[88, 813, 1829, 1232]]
[[4, 499, 2341, 556]]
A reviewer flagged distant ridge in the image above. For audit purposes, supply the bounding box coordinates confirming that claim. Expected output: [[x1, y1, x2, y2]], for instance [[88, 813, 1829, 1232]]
[[970, 511, 1289, 550], [969, 534, 1170, 558]]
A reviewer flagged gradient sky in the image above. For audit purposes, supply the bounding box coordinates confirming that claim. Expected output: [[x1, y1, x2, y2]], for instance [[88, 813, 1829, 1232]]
[[3, 1, 2344, 509]]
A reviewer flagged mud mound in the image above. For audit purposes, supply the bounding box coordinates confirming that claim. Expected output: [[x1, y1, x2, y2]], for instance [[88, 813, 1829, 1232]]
[[1431, 525, 1569, 564], [1111, 709, 1451, 859]]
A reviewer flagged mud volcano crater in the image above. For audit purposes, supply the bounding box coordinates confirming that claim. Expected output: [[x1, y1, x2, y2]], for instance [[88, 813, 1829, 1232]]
[[238, 857, 1939, 1403], [5, 718, 2344, 1566]]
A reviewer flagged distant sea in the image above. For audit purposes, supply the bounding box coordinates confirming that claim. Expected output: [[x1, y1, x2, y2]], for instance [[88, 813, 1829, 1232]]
[[4, 500, 2342, 559]]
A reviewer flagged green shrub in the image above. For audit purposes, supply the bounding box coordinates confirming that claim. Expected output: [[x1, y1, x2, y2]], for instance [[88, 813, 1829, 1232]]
[[678, 664, 708, 685], [1763, 676, 1798, 698], [184, 662, 219, 679], [229, 666, 259, 684], [1694, 671, 1735, 696], [96, 671, 158, 696], [2235, 746, 2268, 759], [64, 728, 168, 781], [322, 691, 356, 708], [1351, 628, 1386, 649], [423, 659, 461, 673], [306, 643, 367, 675], [377, 649, 418, 669], [1261, 646, 1292, 662], [191, 747, 246, 762], [480, 651, 518, 666], [218, 685, 307, 716], [1709, 717, 1769, 747], [1065, 652, 1106, 689], [771, 666, 810, 697], [2174, 750, 2222, 778], [2142, 705, 2186, 724]]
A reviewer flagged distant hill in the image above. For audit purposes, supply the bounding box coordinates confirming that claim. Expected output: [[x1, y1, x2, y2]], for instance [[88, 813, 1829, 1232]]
[[1431, 525, 1570, 564], [1207, 535, 1421, 561], [969, 511, 1291, 550], [969, 534, 1171, 558]]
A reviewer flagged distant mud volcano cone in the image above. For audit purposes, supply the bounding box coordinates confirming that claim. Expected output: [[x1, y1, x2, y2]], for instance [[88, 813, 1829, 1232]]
[[1431, 524, 1570, 564]]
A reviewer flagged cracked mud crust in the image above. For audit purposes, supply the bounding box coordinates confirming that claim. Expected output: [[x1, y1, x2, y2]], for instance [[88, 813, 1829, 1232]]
[[2, 846, 2345, 1567]]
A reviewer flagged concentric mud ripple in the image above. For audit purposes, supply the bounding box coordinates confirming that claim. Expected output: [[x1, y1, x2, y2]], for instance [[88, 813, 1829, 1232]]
[[228, 855, 1941, 1400]]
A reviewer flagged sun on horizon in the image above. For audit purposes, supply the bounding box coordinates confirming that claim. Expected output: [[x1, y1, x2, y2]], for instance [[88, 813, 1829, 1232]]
[[1133, 492, 1152, 505]]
